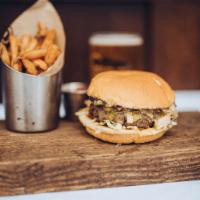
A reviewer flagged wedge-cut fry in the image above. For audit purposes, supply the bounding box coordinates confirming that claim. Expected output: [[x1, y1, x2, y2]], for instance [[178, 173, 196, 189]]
[[0, 43, 10, 65], [22, 59, 38, 75], [45, 44, 60, 66], [20, 34, 31, 52], [24, 37, 37, 52], [33, 59, 48, 70], [41, 29, 56, 49], [37, 22, 48, 37], [9, 35, 19, 62], [22, 48, 47, 60]]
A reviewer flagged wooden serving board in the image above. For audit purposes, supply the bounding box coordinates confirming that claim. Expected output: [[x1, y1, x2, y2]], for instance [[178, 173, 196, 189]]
[[0, 112, 200, 196]]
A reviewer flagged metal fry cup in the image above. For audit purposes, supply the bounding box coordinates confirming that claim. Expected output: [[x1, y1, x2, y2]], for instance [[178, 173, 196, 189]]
[[1, 62, 62, 132], [62, 82, 87, 121]]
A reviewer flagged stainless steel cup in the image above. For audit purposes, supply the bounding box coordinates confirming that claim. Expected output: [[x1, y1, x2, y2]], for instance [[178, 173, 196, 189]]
[[62, 82, 87, 121], [1, 62, 62, 132]]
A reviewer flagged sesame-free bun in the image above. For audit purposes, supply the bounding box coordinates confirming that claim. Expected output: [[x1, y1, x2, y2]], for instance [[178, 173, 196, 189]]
[[76, 108, 172, 144], [87, 70, 175, 109]]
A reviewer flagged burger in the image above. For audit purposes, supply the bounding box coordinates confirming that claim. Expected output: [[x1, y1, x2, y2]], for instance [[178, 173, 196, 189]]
[[76, 70, 178, 144]]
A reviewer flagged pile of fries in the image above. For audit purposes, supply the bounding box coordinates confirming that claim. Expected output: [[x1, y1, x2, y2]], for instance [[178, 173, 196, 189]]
[[0, 22, 61, 75]]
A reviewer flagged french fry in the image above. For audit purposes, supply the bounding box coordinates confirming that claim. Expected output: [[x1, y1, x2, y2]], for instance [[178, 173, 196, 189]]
[[22, 48, 47, 60], [22, 59, 38, 75], [0, 43, 2, 54], [37, 22, 48, 37], [41, 39, 53, 49], [45, 44, 60, 66], [12, 59, 22, 72], [33, 59, 48, 70], [41, 29, 56, 49], [9, 34, 19, 62], [20, 34, 31, 52], [45, 29, 56, 41], [24, 38, 37, 52], [3, 22, 60, 75], [35, 42, 42, 50], [0, 43, 10, 65]]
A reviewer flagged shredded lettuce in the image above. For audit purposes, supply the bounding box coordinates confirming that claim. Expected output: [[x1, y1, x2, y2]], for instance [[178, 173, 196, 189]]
[[93, 99, 104, 106], [105, 120, 122, 130]]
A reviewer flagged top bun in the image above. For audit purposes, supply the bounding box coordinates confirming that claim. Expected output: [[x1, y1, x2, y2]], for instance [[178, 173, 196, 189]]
[[87, 70, 175, 109]]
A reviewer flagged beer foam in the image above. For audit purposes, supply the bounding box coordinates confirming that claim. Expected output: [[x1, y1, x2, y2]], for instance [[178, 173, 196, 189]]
[[89, 33, 143, 46]]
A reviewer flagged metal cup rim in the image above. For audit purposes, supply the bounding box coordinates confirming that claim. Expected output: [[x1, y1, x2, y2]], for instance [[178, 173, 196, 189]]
[[1, 60, 61, 78], [61, 82, 87, 95]]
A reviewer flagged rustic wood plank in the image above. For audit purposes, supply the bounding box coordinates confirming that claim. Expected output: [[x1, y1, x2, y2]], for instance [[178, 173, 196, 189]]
[[0, 112, 200, 196]]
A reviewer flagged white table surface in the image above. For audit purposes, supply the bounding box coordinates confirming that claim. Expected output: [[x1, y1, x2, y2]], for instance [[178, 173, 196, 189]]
[[0, 90, 200, 200]]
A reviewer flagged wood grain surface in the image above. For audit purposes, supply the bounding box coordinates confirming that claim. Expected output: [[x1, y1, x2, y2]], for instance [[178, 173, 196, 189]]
[[0, 112, 200, 196]]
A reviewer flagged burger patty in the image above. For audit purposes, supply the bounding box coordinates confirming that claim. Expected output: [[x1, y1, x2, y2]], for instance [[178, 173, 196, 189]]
[[89, 104, 155, 129], [88, 98, 177, 129]]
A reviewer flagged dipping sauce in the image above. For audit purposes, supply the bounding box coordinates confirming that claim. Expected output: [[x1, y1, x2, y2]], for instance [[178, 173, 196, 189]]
[[61, 82, 87, 121]]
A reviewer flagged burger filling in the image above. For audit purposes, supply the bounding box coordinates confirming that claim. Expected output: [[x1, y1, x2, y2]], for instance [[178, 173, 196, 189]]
[[87, 97, 178, 130]]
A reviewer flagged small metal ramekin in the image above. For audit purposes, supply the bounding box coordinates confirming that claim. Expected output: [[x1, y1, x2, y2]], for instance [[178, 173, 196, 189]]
[[61, 82, 87, 121]]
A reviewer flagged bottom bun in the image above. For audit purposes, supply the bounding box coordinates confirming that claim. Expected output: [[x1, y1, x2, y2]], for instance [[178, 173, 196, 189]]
[[76, 108, 172, 144]]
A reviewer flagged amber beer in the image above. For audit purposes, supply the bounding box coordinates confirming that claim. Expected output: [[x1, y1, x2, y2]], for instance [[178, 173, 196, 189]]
[[89, 33, 143, 78]]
